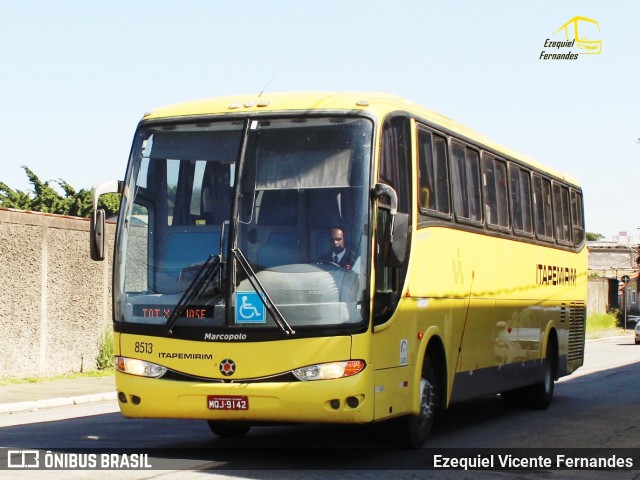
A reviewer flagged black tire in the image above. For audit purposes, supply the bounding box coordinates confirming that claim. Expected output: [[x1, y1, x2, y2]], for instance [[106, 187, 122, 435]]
[[394, 360, 438, 448], [526, 339, 556, 410], [207, 421, 251, 438]]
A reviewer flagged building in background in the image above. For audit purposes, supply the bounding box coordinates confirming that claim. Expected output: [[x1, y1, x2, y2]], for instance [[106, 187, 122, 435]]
[[587, 231, 638, 318]]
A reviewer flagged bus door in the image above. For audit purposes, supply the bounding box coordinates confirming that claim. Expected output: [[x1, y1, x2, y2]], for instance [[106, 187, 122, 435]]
[[371, 115, 413, 419]]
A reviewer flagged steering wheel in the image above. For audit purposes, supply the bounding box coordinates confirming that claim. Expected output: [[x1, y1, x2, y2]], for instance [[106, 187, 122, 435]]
[[317, 260, 341, 268]]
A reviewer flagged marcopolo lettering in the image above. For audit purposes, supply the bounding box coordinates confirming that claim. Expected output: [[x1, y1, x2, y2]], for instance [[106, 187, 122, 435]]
[[204, 333, 248, 341]]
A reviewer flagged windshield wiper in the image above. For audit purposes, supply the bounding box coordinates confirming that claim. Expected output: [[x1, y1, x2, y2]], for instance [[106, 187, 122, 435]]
[[231, 247, 295, 335], [165, 254, 222, 335]]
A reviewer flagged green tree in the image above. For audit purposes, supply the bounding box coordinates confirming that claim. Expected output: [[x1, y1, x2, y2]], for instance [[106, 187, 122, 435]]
[[0, 180, 32, 210], [586, 232, 605, 241], [0, 166, 119, 218]]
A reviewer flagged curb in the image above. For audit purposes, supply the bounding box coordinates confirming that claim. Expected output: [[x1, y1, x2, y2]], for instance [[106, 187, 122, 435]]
[[0, 392, 117, 415], [586, 333, 634, 343]]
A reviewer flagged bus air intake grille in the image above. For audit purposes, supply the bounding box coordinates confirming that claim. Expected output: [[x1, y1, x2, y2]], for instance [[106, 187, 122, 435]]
[[568, 301, 586, 362], [161, 369, 300, 383]]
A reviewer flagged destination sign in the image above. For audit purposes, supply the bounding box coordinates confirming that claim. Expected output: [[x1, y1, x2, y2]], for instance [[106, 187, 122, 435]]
[[132, 305, 215, 319]]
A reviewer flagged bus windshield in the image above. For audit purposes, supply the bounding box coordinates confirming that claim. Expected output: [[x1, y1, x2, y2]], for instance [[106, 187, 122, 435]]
[[114, 116, 373, 333]]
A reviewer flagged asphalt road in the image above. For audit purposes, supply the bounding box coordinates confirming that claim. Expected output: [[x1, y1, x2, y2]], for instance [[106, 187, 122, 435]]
[[1, 334, 638, 479]]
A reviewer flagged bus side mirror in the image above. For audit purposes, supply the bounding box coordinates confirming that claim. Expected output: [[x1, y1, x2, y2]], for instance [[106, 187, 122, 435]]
[[90, 179, 122, 261], [91, 209, 106, 261], [385, 212, 409, 267], [372, 183, 410, 267]]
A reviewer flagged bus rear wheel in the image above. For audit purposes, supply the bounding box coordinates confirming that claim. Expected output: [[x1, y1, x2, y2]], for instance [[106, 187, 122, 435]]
[[207, 421, 251, 438], [525, 339, 556, 410]]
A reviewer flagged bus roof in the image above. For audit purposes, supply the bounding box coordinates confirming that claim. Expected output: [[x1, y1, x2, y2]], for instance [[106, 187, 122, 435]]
[[142, 92, 580, 187]]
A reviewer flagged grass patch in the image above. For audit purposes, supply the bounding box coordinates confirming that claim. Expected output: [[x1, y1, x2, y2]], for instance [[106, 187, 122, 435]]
[[96, 328, 114, 371], [586, 312, 619, 332], [0, 369, 114, 387]]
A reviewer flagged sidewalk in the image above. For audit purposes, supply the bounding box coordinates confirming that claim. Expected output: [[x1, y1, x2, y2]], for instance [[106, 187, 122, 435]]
[[0, 375, 116, 415]]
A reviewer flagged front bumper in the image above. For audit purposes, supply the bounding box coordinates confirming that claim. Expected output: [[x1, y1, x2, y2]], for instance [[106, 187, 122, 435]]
[[115, 370, 374, 424]]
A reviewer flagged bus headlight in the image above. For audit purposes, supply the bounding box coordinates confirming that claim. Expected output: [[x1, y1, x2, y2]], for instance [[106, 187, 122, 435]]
[[115, 356, 167, 378], [293, 360, 365, 381]]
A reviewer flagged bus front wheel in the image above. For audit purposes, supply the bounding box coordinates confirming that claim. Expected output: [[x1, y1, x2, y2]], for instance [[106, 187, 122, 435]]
[[207, 421, 251, 438], [394, 361, 437, 448]]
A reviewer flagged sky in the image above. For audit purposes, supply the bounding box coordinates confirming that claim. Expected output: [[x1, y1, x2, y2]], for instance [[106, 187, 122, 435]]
[[0, 1, 637, 240]]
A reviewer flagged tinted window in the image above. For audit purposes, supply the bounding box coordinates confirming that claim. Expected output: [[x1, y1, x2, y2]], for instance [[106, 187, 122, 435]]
[[451, 142, 482, 223], [509, 166, 533, 235], [571, 190, 585, 245], [553, 183, 572, 244], [533, 174, 553, 239], [417, 128, 450, 215], [482, 154, 509, 229]]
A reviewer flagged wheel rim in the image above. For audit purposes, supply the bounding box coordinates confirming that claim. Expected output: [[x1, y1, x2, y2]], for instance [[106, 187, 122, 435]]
[[544, 363, 552, 392], [416, 377, 435, 428]]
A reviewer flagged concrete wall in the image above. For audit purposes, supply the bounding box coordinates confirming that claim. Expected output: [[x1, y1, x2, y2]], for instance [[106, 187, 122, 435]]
[[587, 277, 609, 318], [0, 208, 626, 379], [0, 208, 115, 380]]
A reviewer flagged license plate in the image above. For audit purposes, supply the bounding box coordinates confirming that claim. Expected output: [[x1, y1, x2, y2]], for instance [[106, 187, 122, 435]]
[[207, 395, 249, 410]]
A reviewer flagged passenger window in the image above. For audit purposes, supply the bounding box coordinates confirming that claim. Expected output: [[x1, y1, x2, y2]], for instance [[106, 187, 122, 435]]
[[509, 166, 533, 235], [379, 118, 411, 214], [451, 142, 482, 223], [374, 116, 412, 326], [570, 190, 585, 245], [533, 174, 553, 240], [553, 183, 572, 244], [482, 154, 509, 229], [417, 128, 450, 216]]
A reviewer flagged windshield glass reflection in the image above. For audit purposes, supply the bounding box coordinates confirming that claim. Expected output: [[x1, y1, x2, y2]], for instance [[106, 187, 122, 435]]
[[115, 117, 373, 332]]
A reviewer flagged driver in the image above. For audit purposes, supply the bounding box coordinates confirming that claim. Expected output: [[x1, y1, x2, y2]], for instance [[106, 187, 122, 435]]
[[318, 227, 349, 268]]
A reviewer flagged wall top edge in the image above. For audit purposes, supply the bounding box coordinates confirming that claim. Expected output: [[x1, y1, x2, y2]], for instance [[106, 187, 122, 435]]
[[0, 208, 116, 231]]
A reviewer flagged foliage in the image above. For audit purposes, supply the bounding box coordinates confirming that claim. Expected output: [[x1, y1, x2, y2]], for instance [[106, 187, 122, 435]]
[[586, 312, 618, 332], [586, 232, 605, 241], [0, 165, 120, 218], [96, 328, 114, 371]]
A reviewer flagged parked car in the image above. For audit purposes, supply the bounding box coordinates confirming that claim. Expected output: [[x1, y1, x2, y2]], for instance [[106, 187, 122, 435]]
[[635, 321, 640, 345]]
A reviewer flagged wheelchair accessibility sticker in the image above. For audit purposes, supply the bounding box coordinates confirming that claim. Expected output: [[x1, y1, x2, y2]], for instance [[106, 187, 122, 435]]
[[235, 292, 266, 323]]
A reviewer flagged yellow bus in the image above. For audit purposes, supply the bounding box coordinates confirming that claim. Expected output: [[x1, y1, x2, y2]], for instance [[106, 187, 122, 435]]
[[91, 92, 586, 447]]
